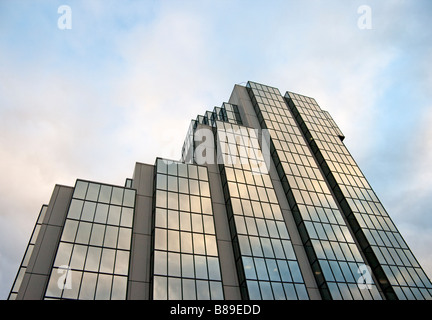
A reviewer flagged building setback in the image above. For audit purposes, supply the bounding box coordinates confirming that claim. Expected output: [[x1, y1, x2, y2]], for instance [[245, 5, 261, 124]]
[[9, 81, 432, 300]]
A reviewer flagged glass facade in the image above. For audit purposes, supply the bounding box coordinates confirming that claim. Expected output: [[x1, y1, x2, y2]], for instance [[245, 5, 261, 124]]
[[215, 120, 309, 300], [44, 180, 135, 300], [151, 158, 224, 300], [285, 91, 432, 300], [246, 81, 382, 299]]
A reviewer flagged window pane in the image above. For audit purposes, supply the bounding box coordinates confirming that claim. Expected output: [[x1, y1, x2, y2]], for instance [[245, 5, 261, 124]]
[[104, 226, 119, 248], [261, 238, 273, 258], [210, 281, 224, 300], [289, 261, 303, 283], [168, 252, 181, 277], [200, 181, 210, 197], [259, 281, 273, 299], [81, 202, 96, 222], [108, 206, 121, 225], [179, 178, 189, 194], [167, 192, 178, 210], [181, 232, 193, 254], [99, 185, 112, 203], [94, 203, 109, 224], [196, 280, 210, 300], [157, 160, 168, 174], [168, 230, 180, 252], [208, 257, 221, 280], [76, 222, 92, 245], [74, 181, 88, 200], [95, 274, 113, 300], [154, 251, 167, 276], [198, 166, 208, 181], [178, 163, 188, 178], [277, 260, 292, 282], [272, 282, 285, 300], [153, 276, 167, 300], [70, 245, 87, 270], [111, 188, 124, 206], [279, 282, 294, 300], [179, 194, 190, 212], [167, 162, 178, 176], [54, 242, 73, 267], [155, 208, 167, 228], [62, 220, 78, 242], [120, 207, 134, 228], [238, 235, 252, 256], [190, 196, 201, 213], [245, 217, 258, 236], [123, 189, 135, 207], [68, 200, 84, 219], [183, 279, 196, 300], [282, 240, 296, 260], [168, 176, 178, 192], [193, 234, 205, 254], [205, 235, 218, 256], [114, 250, 129, 275], [180, 212, 191, 231], [188, 165, 198, 180], [195, 255, 208, 279], [191, 214, 203, 233], [254, 258, 269, 280], [79, 272, 97, 300], [201, 197, 212, 214], [242, 256, 257, 280], [266, 259, 280, 281], [62, 270, 82, 300], [271, 239, 285, 259], [85, 246, 102, 272], [181, 254, 194, 278], [247, 280, 261, 299], [168, 277, 181, 300], [155, 229, 167, 250], [111, 276, 127, 300], [117, 228, 131, 250], [203, 215, 215, 234], [250, 237, 263, 257], [100, 248, 116, 273], [86, 183, 100, 201], [45, 268, 63, 298], [168, 210, 179, 230], [89, 224, 105, 246]]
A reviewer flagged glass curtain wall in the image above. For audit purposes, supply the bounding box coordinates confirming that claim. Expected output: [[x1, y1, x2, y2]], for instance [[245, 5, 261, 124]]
[[285, 91, 432, 300], [44, 180, 135, 300], [246, 81, 382, 300], [215, 120, 309, 300], [151, 159, 224, 300]]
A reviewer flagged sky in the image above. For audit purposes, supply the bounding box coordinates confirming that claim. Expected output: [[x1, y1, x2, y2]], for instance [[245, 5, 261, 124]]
[[0, 0, 431, 299]]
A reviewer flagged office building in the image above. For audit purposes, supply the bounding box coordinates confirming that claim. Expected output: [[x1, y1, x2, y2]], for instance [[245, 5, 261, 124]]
[[9, 81, 432, 300]]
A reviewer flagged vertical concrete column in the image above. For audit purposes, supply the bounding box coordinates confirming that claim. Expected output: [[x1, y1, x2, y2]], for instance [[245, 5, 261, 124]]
[[128, 162, 155, 299], [18, 185, 73, 300], [207, 161, 242, 299]]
